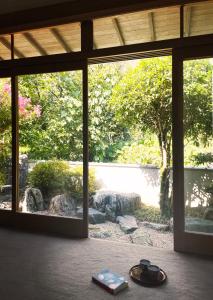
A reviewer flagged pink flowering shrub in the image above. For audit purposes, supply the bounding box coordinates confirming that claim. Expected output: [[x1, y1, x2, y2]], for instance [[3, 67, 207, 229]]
[[1, 83, 41, 119], [18, 96, 41, 118], [0, 81, 42, 186]]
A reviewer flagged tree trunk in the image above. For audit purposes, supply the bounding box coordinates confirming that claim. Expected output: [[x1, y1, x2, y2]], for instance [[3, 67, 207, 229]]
[[159, 137, 172, 218], [160, 166, 171, 218]]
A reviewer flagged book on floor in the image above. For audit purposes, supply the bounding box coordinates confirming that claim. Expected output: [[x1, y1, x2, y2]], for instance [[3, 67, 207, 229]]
[[92, 269, 128, 295]]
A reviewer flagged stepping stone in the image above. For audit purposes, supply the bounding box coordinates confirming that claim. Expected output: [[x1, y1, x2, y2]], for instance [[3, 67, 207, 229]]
[[116, 215, 138, 234], [141, 221, 169, 231], [77, 208, 106, 224]]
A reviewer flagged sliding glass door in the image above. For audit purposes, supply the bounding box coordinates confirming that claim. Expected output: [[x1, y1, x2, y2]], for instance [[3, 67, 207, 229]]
[[173, 45, 213, 255], [0, 61, 89, 238]]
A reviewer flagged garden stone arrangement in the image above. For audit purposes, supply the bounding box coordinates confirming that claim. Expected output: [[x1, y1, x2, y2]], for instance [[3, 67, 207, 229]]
[[93, 191, 141, 222], [22, 187, 44, 212], [0, 185, 12, 203], [17, 186, 174, 249], [49, 194, 77, 217], [21, 188, 141, 233]]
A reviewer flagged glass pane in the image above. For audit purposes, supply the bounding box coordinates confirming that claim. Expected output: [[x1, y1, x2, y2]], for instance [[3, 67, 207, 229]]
[[0, 78, 12, 210], [184, 58, 213, 234], [184, 1, 213, 37], [17, 71, 83, 219], [14, 22, 81, 59], [94, 6, 180, 49]]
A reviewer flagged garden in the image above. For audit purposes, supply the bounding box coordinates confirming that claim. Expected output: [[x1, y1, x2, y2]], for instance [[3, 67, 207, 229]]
[[0, 57, 212, 248]]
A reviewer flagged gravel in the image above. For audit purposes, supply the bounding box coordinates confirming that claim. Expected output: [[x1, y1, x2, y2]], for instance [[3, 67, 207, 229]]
[[89, 221, 173, 250]]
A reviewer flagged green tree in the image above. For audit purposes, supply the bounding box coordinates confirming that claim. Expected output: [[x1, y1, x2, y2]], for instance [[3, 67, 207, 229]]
[[19, 71, 83, 160], [110, 57, 212, 217], [88, 63, 129, 162], [19, 65, 128, 162]]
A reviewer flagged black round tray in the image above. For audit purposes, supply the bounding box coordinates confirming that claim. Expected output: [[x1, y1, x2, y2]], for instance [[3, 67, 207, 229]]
[[129, 265, 167, 287]]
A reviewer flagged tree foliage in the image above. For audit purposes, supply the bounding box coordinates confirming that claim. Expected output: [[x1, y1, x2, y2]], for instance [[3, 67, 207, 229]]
[[18, 65, 128, 162], [110, 57, 212, 217], [19, 72, 83, 160], [88, 63, 129, 161], [0, 79, 40, 186], [184, 59, 212, 144]]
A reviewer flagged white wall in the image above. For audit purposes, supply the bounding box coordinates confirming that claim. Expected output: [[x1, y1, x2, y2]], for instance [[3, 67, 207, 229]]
[[88, 163, 160, 207], [29, 161, 213, 208]]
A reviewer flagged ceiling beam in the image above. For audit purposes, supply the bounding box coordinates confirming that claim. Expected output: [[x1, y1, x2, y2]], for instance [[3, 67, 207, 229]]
[[112, 17, 125, 46], [0, 37, 25, 58], [0, 0, 205, 35], [185, 6, 192, 37], [148, 12, 156, 41], [23, 32, 48, 56], [50, 28, 72, 53]]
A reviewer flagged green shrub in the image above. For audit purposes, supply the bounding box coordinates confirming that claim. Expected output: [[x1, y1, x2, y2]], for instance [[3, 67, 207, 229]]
[[0, 171, 6, 188], [28, 160, 99, 200], [134, 204, 169, 224], [28, 160, 70, 197], [64, 165, 99, 200], [0, 152, 10, 188]]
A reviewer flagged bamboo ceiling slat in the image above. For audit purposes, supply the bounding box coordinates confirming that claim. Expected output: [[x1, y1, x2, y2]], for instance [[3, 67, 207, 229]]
[[13, 22, 81, 58], [15, 33, 40, 57], [0, 35, 11, 60], [0, 46, 10, 60], [184, 0, 213, 37], [186, 0, 213, 8], [94, 5, 180, 48], [117, 5, 180, 20], [48, 22, 81, 52]]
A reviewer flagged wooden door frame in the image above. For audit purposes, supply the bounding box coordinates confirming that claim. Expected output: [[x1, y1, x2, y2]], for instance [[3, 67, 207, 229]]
[[172, 44, 213, 256]]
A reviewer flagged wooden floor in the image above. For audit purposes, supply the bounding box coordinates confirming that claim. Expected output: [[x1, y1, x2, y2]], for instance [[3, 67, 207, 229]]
[[0, 227, 212, 300]]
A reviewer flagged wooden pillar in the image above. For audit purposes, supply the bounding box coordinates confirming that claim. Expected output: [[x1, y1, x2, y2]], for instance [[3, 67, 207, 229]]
[[172, 48, 184, 251], [81, 20, 93, 236], [11, 75, 19, 212]]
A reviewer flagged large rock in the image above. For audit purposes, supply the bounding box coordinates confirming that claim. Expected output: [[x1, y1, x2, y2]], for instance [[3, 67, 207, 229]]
[[22, 187, 44, 212], [116, 215, 138, 234], [93, 191, 141, 222], [0, 185, 12, 203], [0, 194, 11, 203], [19, 154, 28, 189], [49, 194, 76, 216], [141, 221, 170, 231], [203, 208, 213, 221], [0, 185, 12, 194], [77, 208, 106, 224]]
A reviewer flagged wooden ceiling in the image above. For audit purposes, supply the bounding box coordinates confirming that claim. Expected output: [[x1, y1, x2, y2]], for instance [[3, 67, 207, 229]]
[[0, 22, 81, 60], [0, 0, 212, 60]]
